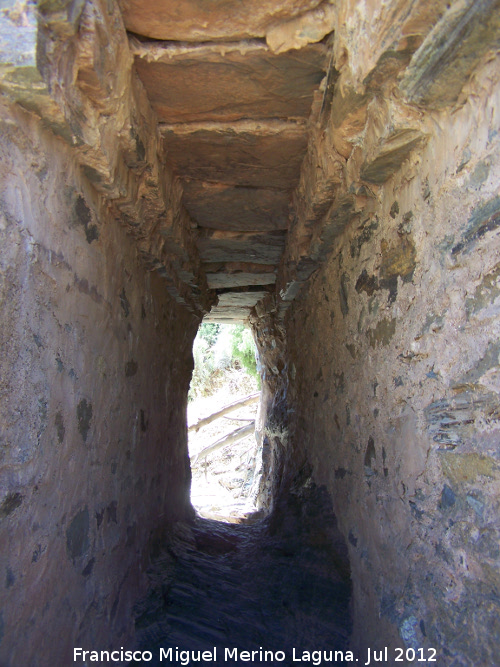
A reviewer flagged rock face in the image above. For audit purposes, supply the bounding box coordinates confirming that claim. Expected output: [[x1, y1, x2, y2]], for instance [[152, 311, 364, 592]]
[[119, 0, 326, 42], [0, 0, 500, 665], [0, 102, 198, 663], [252, 32, 500, 667]]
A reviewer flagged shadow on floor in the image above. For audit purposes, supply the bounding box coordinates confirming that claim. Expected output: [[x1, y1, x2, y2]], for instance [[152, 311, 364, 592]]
[[133, 497, 352, 666]]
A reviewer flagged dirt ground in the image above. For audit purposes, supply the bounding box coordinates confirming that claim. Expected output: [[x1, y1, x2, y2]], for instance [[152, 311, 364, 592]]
[[187, 368, 260, 522]]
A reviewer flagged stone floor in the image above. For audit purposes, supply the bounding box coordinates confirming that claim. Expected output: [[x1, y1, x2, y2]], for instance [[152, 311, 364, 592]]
[[133, 506, 351, 666]]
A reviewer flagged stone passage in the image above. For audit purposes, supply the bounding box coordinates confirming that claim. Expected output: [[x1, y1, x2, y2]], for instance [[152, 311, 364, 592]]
[[133, 482, 351, 665], [1, 0, 500, 665]]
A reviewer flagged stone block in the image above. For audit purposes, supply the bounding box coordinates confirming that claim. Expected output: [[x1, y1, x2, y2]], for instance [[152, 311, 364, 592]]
[[197, 230, 286, 264], [206, 272, 276, 289], [133, 42, 327, 124], [182, 182, 290, 232], [161, 122, 307, 189], [360, 129, 426, 184], [119, 0, 323, 41]]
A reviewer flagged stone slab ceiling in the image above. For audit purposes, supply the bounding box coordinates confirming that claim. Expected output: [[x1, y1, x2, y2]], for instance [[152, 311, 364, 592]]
[[119, 0, 325, 41], [124, 0, 330, 321]]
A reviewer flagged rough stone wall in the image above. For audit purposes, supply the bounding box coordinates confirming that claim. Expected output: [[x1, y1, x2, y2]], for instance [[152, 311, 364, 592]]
[[256, 57, 500, 664], [251, 311, 289, 509], [0, 103, 198, 665]]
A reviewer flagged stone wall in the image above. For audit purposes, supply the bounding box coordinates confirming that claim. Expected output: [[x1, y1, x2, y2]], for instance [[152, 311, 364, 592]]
[[255, 55, 500, 665], [0, 103, 198, 665]]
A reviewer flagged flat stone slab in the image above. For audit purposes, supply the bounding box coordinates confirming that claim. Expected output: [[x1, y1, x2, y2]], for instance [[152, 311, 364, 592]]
[[161, 121, 307, 189], [133, 42, 327, 124], [202, 290, 271, 320], [182, 182, 290, 232], [204, 312, 249, 323], [216, 291, 270, 308], [206, 272, 276, 289], [120, 0, 323, 41], [197, 230, 286, 264]]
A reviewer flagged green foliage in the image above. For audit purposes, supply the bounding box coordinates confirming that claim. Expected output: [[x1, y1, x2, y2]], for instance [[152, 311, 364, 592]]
[[197, 322, 220, 347], [189, 323, 260, 400], [230, 325, 259, 381]]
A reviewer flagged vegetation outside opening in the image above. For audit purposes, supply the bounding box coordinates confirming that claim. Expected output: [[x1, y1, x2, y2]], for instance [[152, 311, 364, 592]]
[[187, 324, 262, 522]]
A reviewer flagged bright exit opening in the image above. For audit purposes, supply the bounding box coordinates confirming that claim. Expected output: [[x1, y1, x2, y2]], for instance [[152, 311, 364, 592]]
[[188, 323, 262, 523]]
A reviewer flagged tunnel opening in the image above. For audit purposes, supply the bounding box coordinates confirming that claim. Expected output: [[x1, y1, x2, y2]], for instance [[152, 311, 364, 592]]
[[187, 322, 262, 522]]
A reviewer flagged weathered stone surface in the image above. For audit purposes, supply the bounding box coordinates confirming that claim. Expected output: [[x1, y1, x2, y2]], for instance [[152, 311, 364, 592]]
[[0, 0, 38, 68], [332, 0, 451, 87], [329, 87, 368, 159], [400, 0, 500, 109], [119, 0, 324, 41], [161, 121, 308, 189], [426, 386, 500, 448], [452, 195, 500, 255], [197, 230, 286, 264], [133, 499, 350, 656], [206, 272, 276, 289], [204, 262, 277, 290], [3, 0, 212, 316], [360, 129, 427, 184], [266, 1, 335, 53], [129, 36, 326, 315], [253, 44, 500, 665], [2, 1, 500, 665], [0, 492, 23, 519], [0, 107, 198, 664], [125, 11, 329, 318], [466, 261, 500, 319], [204, 288, 272, 320], [217, 290, 270, 308], [182, 182, 290, 232], [204, 308, 249, 323], [132, 41, 327, 124], [0, 1, 74, 144], [367, 317, 397, 347], [355, 269, 379, 296], [439, 451, 499, 485], [311, 195, 359, 259], [379, 233, 417, 302]]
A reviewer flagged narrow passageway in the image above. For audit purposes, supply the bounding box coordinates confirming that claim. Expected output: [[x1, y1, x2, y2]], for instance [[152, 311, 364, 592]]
[[1, 1, 499, 665], [133, 331, 352, 665], [134, 486, 351, 665]]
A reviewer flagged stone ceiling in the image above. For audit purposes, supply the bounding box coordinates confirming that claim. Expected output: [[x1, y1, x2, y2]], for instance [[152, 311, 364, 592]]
[[2, 0, 497, 325], [120, 0, 333, 322]]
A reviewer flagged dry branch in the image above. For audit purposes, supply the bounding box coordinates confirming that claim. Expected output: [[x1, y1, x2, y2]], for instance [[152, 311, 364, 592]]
[[191, 422, 255, 465], [188, 392, 260, 432]]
